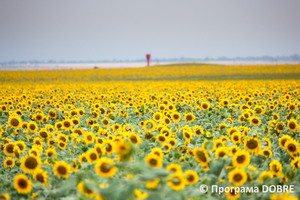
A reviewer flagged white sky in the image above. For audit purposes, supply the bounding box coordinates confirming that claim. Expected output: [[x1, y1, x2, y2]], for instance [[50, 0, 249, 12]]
[[0, 0, 299, 62]]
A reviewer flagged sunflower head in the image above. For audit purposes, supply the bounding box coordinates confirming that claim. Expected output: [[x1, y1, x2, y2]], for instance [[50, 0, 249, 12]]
[[228, 168, 247, 186], [94, 157, 117, 177], [167, 173, 185, 191], [14, 174, 32, 194], [145, 154, 163, 168], [53, 161, 72, 179]]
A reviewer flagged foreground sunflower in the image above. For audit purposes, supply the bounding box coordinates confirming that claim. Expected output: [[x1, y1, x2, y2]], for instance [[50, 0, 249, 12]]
[[33, 169, 48, 186], [232, 149, 250, 168], [94, 157, 117, 177], [53, 161, 72, 179], [285, 139, 299, 155], [20, 155, 41, 174], [244, 137, 260, 154], [77, 181, 95, 198], [225, 186, 240, 200], [194, 147, 210, 165], [184, 170, 199, 185], [4, 142, 15, 156], [228, 168, 247, 186], [8, 115, 22, 128], [4, 157, 15, 168], [269, 160, 282, 176], [14, 174, 32, 194], [287, 119, 298, 131], [167, 173, 186, 191], [145, 178, 161, 189], [145, 154, 163, 168]]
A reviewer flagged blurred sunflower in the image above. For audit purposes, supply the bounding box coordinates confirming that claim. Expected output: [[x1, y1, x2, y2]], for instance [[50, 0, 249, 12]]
[[14, 174, 32, 194], [94, 157, 117, 177]]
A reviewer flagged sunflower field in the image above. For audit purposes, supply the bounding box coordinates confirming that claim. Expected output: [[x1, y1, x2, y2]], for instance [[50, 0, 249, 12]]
[[1, 64, 300, 200]]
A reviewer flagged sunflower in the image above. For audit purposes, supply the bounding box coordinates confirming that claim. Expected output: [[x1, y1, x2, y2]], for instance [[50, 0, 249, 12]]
[[250, 116, 261, 126], [48, 109, 57, 119], [33, 169, 48, 186], [29, 147, 40, 157], [290, 157, 300, 170], [115, 142, 131, 157], [247, 165, 258, 173], [158, 104, 166, 112], [93, 144, 104, 156], [8, 115, 22, 128], [262, 138, 271, 149], [86, 149, 99, 163], [71, 118, 80, 126], [71, 159, 79, 172], [285, 139, 299, 155], [57, 141, 67, 150], [145, 154, 163, 168], [278, 135, 291, 149], [143, 119, 156, 131], [184, 113, 195, 123], [182, 130, 193, 140], [4, 142, 15, 156], [73, 128, 84, 136], [144, 178, 161, 190], [184, 170, 198, 185], [14, 174, 32, 194], [101, 117, 110, 127], [103, 140, 115, 156], [53, 161, 72, 179], [94, 157, 117, 177], [156, 134, 167, 144], [134, 189, 148, 200], [219, 123, 228, 130], [171, 112, 181, 123], [168, 138, 177, 148], [166, 163, 182, 174], [269, 160, 282, 176], [228, 168, 247, 186], [78, 153, 88, 165], [62, 119, 73, 130], [38, 128, 50, 140], [215, 147, 228, 159], [21, 155, 41, 174], [46, 148, 57, 158], [4, 157, 15, 168], [160, 127, 172, 137], [55, 122, 63, 130], [151, 147, 164, 158], [287, 119, 298, 131], [260, 149, 273, 158], [35, 113, 44, 122], [201, 102, 210, 110], [231, 132, 242, 144], [15, 141, 26, 153], [227, 127, 239, 136], [77, 181, 95, 198], [128, 133, 142, 145], [254, 105, 264, 115], [167, 173, 185, 191], [84, 132, 95, 145], [275, 122, 285, 133], [244, 137, 260, 154], [232, 149, 250, 168], [194, 147, 210, 165], [225, 186, 240, 200], [153, 112, 163, 122], [259, 171, 274, 182], [0, 194, 10, 200]]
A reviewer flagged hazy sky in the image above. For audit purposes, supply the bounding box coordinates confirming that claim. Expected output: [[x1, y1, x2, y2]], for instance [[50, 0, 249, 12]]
[[0, 0, 300, 62]]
